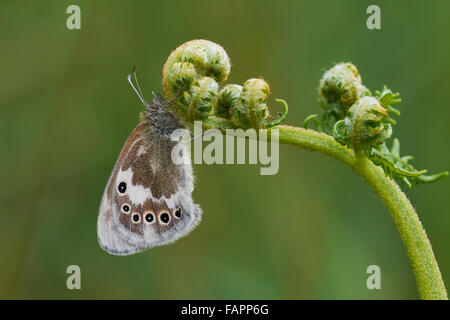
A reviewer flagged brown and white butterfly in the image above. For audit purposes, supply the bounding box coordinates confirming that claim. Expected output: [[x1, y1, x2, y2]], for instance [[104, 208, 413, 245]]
[[97, 69, 201, 255]]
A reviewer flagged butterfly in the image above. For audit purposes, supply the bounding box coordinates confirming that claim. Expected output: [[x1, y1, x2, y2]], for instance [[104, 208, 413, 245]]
[[97, 68, 202, 255]]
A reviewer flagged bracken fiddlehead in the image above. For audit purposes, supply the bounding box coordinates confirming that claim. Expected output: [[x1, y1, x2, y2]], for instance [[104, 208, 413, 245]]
[[305, 62, 448, 188], [162, 39, 288, 129]]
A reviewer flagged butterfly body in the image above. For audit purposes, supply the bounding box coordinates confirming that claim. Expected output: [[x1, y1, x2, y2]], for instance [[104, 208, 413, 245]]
[[98, 92, 201, 255]]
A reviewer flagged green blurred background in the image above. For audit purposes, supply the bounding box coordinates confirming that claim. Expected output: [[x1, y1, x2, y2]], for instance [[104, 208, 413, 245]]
[[0, 0, 449, 299]]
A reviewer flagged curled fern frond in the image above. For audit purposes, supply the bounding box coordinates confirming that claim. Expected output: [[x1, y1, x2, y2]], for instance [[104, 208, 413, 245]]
[[304, 62, 447, 188], [162, 39, 289, 128], [332, 96, 392, 153]]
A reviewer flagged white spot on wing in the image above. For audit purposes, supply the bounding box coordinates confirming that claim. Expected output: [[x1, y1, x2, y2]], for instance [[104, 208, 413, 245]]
[[116, 167, 151, 205], [115, 142, 194, 207], [136, 145, 147, 156]]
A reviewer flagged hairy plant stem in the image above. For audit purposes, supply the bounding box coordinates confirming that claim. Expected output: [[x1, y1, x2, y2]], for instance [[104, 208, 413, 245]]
[[202, 119, 447, 299]]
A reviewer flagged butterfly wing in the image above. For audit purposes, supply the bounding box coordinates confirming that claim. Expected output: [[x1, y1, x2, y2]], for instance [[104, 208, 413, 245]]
[[97, 121, 201, 255]]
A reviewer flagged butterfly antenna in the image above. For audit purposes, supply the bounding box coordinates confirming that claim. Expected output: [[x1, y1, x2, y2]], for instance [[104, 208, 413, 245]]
[[127, 67, 149, 107], [132, 67, 146, 102]]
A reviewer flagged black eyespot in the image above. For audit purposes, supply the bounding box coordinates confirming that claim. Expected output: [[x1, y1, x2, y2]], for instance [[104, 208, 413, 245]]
[[144, 212, 154, 224], [132, 213, 140, 223], [159, 212, 170, 225], [174, 208, 182, 219], [118, 182, 127, 193], [122, 204, 130, 213]]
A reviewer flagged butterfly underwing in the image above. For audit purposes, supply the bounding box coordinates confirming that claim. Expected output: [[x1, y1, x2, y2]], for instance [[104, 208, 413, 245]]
[[97, 72, 202, 255]]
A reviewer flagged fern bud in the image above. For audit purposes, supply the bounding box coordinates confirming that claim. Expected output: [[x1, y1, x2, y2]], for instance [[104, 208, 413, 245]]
[[162, 39, 231, 120], [319, 63, 369, 118], [334, 96, 392, 153]]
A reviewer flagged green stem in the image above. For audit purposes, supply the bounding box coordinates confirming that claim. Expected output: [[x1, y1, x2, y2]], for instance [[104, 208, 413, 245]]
[[202, 120, 447, 299], [276, 124, 447, 300]]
